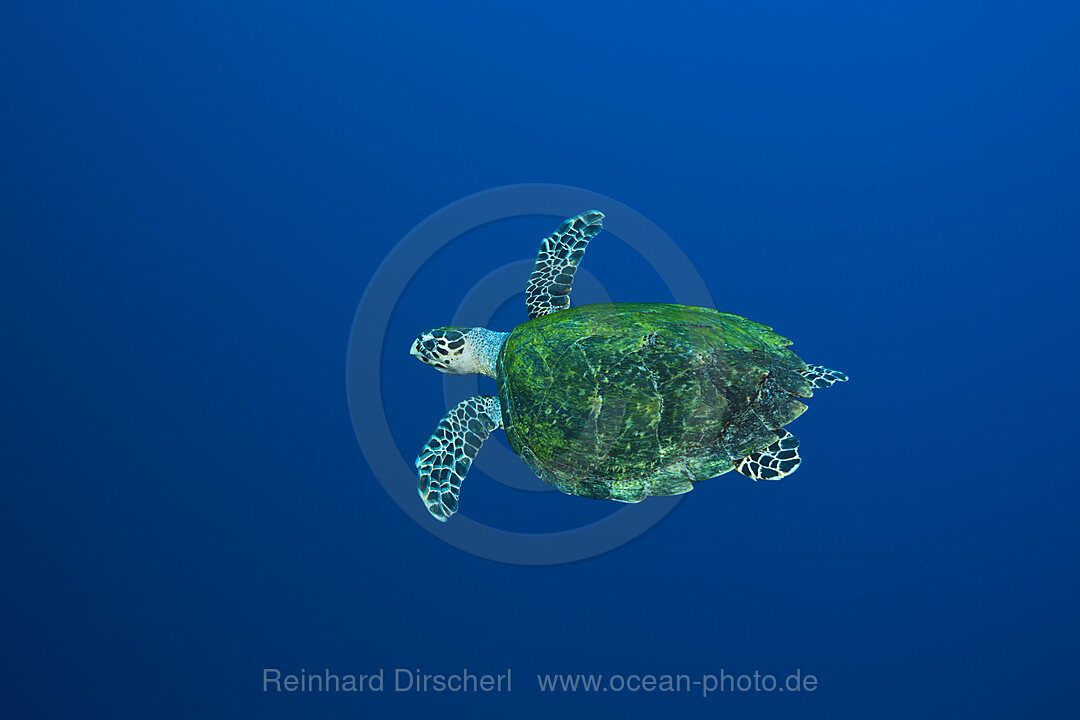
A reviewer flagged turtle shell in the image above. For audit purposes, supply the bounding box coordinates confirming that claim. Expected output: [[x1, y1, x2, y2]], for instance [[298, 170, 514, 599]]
[[495, 303, 815, 502]]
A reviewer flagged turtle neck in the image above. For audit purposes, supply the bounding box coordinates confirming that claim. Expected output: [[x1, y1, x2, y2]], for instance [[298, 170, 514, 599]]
[[467, 328, 509, 378]]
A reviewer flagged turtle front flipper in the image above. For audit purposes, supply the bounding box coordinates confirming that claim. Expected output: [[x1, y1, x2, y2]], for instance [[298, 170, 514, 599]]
[[736, 429, 801, 481], [525, 210, 604, 319], [415, 395, 503, 521]]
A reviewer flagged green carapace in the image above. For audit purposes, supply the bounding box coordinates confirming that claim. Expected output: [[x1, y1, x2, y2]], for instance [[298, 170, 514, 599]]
[[411, 212, 847, 521]]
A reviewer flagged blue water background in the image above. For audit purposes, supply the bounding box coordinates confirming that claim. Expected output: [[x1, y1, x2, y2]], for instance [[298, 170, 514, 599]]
[[3, 1, 1078, 717]]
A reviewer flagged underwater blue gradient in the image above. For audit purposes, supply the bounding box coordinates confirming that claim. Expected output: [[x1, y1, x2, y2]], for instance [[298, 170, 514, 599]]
[[2, 1, 1078, 717]]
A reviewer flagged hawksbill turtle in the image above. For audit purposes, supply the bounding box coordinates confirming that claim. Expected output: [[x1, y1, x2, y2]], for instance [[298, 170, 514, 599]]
[[410, 211, 847, 521]]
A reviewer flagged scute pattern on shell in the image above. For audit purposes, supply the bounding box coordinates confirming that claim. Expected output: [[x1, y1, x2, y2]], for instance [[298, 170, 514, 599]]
[[496, 303, 815, 501]]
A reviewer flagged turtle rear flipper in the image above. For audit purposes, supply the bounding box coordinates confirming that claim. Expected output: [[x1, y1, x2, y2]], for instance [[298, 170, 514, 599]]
[[415, 395, 502, 521], [736, 429, 801, 481], [801, 364, 848, 389]]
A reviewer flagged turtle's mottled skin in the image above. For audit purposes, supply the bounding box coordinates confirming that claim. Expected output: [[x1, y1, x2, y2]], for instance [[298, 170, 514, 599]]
[[410, 211, 846, 521], [497, 302, 812, 502]]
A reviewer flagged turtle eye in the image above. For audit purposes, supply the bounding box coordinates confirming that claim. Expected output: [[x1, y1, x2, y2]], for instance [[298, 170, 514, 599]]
[[433, 339, 464, 365], [410, 336, 441, 365]]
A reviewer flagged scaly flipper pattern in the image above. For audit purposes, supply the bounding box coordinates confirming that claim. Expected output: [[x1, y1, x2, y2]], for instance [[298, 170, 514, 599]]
[[736, 429, 801, 481], [415, 395, 502, 521], [525, 211, 604, 320], [801, 364, 849, 389]]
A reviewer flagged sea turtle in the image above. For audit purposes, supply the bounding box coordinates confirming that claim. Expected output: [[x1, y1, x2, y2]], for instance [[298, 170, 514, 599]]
[[410, 211, 847, 521]]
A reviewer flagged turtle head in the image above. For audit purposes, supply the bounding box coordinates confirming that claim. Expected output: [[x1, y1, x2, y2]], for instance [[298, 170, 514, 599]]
[[410, 327, 507, 378]]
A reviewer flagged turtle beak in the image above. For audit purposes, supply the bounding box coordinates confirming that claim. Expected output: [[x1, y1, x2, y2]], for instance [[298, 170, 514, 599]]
[[410, 339, 423, 358]]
